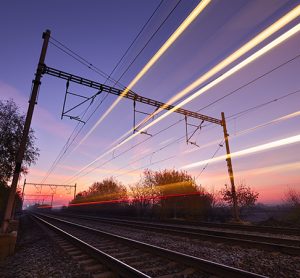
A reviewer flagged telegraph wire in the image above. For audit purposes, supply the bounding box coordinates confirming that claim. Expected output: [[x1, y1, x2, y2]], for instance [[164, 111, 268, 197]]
[[106, 52, 300, 150], [114, 7, 300, 137], [100, 107, 300, 182], [115, 0, 182, 83], [115, 155, 176, 179], [49, 40, 113, 82], [45, 20, 300, 185], [92, 23, 300, 159], [74, 0, 210, 148], [69, 89, 300, 183], [195, 139, 224, 179], [228, 89, 300, 119], [66, 51, 300, 183], [197, 53, 300, 113], [107, 134, 186, 178], [41, 0, 167, 183], [65, 119, 183, 183], [108, 0, 165, 80]]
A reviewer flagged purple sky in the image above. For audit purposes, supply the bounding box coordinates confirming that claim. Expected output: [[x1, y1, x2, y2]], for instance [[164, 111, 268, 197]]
[[1, 0, 300, 206]]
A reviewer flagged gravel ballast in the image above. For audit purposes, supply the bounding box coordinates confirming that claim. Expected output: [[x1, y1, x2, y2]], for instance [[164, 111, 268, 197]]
[[0, 215, 89, 278], [53, 214, 300, 278]]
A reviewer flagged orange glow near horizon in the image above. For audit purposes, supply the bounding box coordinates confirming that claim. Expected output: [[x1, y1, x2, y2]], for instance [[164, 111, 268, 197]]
[[24, 160, 300, 207], [36, 190, 206, 209], [25, 112, 300, 205]]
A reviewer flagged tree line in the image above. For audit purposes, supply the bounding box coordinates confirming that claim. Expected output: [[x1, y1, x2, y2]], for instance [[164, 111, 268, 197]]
[[69, 169, 260, 221], [1, 98, 299, 225]]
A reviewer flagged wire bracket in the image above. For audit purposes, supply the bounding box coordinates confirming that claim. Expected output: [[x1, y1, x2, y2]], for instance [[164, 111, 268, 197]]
[[185, 116, 204, 147], [61, 79, 103, 124], [133, 99, 154, 137]]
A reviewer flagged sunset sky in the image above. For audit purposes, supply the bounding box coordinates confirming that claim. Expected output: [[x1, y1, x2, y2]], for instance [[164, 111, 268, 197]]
[[1, 0, 300, 206]]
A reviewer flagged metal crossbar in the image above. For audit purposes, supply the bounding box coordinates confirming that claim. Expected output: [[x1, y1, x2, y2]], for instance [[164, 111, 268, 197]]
[[42, 65, 222, 126]]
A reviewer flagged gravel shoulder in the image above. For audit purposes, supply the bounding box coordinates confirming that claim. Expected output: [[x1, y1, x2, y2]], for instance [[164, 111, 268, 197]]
[[0, 215, 88, 278], [55, 214, 300, 278]]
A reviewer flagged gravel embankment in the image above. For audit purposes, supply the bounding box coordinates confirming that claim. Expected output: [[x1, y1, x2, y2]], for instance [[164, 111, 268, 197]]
[[56, 215, 300, 278], [0, 215, 88, 278]]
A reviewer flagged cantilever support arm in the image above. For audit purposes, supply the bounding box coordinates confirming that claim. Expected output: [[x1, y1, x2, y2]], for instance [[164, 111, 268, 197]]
[[42, 65, 222, 125]]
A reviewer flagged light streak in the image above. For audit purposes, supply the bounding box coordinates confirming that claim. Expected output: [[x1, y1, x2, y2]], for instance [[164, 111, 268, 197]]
[[194, 161, 300, 185], [182, 134, 300, 170], [77, 24, 300, 173], [74, 0, 211, 149], [66, 10, 300, 184], [37, 190, 204, 209], [239, 161, 300, 177], [68, 105, 300, 185], [237, 111, 300, 136], [108, 5, 300, 147], [100, 111, 300, 180], [111, 24, 300, 145], [183, 110, 300, 155]]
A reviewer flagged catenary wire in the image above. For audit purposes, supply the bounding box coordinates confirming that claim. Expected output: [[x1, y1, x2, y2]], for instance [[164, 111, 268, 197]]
[[40, 0, 167, 183], [67, 88, 300, 184], [41, 6, 298, 185], [115, 0, 182, 83], [100, 107, 300, 182], [64, 51, 300, 183]]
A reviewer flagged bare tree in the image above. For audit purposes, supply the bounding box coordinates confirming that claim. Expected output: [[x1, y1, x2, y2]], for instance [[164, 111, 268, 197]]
[[282, 187, 300, 225], [139, 169, 212, 219], [220, 181, 259, 216], [71, 177, 127, 204], [129, 181, 159, 216], [284, 187, 300, 208]]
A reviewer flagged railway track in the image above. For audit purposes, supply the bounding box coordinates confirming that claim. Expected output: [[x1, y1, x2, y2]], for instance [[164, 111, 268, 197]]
[[156, 218, 300, 236], [49, 212, 300, 235], [32, 213, 267, 278], [47, 212, 300, 256]]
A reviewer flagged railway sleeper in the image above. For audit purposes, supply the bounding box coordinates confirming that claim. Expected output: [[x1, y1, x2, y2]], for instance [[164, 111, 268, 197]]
[[156, 267, 198, 278]]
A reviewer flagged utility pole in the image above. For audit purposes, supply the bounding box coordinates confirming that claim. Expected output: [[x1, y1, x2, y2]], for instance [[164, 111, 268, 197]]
[[221, 112, 239, 221], [1, 30, 51, 233], [21, 179, 26, 210], [74, 183, 77, 199]]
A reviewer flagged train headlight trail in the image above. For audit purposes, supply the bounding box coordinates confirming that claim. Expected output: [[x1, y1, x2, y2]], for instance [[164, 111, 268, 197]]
[[95, 111, 300, 181], [110, 24, 300, 143], [107, 4, 300, 148], [184, 110, 300, 155], [74, 0, 211, 150], [237, 111, 300, 136], [195, 161, 300, 184], [182, 134, 300, 170], [65, 23, 300, 184]]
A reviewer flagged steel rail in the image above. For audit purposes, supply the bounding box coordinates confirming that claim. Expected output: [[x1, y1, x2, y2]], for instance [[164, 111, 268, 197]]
[[35, 213, 267, 278], [166, 219, 300, 236], [74, 213, 300, 235], [32, 214, 150, 278], [48, 212, 300, 256]]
